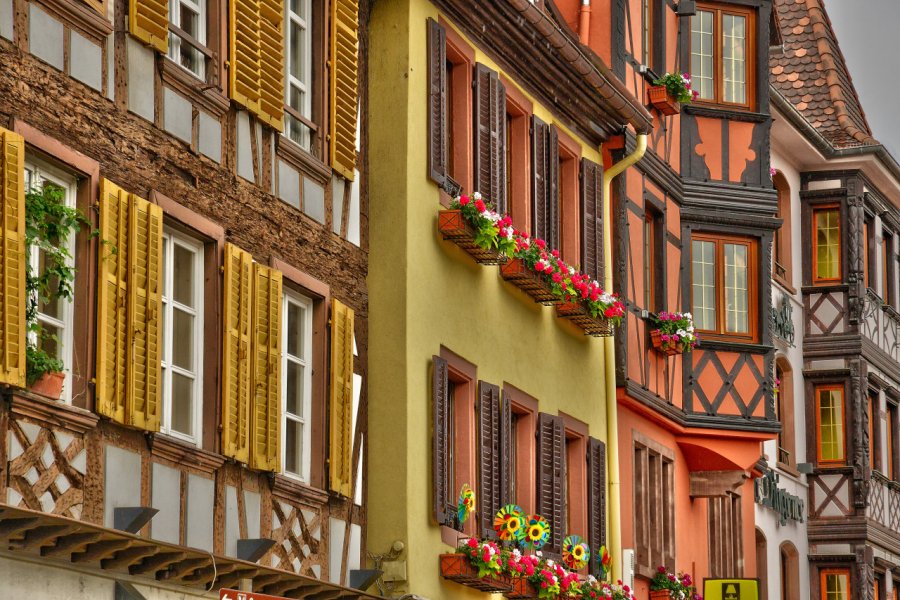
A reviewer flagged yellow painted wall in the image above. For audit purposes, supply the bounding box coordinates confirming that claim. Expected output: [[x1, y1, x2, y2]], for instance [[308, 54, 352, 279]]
[[368, 1, 609, 598]]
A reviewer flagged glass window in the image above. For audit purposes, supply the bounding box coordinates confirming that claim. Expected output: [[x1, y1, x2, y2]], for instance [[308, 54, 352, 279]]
[[722, 13, 746, 104], [692, 234, 757, 339], [168, 0, 207, 79], [821, 569, 850, 600], [814, 206, 841, 282], [285, 0, 313, 149], [817, 386, 845, 465], [888, 402, 897, 480], [690, 4, 754, 107], [724, 242, 748, 333], [692, 239, 717, 330], [642, 0, 652, 67], [282, 290, 313, 481], [160, 230, 204, 443], [691, 9, 714, 101]]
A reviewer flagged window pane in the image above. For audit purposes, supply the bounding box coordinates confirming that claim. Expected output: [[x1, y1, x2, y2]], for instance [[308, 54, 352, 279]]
[[37, 252, 64, 320], [173, 244, 195, 308], [37, 323, 61, 359], [171, 371, 194, 436], [286, 301, 305, 358], [692, 240, 717, 330], [691, 11, 714, 100], [289, 20, 304, 82], [285, 360, 305, 416], [172, 308, 194, 370], [818, 389, 845, 462], [824, 573, 849, 600], [724, 243, 749, 333], [816, 208, 841, 280], [723, 14, 746, 103], [285, 418, 302, 475]]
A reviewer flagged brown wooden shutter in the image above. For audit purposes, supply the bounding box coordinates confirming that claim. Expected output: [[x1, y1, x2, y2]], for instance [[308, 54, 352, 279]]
[[531, 116, 548, 242], [478, 380, 502, 539], [432, 355, 454, 527], [537, 412, 565, 555], [499, 389, 513, 508], [546, 126, 559, 250], [581, 158, 603, 282], [473, 64, 507, 214], [587, 436, 607, 577], [427, 18, 447, 186]]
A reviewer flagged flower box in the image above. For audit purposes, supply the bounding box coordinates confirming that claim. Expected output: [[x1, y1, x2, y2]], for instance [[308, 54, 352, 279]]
[[556, 302, 615, 337], [647, 85, 680, 116], [439, 553, 514, 593], [438, 210, 507, 265], [500, 258, 561, 305], [650, 591, 671, 600], [506, 577, 538, 599], [650, 329, 686, 356]]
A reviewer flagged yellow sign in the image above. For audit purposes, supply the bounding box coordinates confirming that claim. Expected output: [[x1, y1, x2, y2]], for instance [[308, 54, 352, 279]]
[[703, 579, 760, 600]]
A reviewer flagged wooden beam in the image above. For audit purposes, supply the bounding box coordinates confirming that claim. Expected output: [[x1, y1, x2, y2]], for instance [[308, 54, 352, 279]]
[[129, 551, 187, 575], [72, 539, 133, 563], [215, 568, 260, 590], [8, 524, 73, 549], [0, 517, 40, 538], [689, 470, 748, 498], [263, 580, 321, 597], [101, 545, 159, 570], [41, 532, 103, 557], [252, 573, 283, 588], [159, 556, 209, 580]]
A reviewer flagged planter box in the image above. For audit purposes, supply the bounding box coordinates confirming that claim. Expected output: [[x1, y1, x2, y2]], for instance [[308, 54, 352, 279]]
[[500, 258, 560, 305], [650, 591, 671, 600], [650, 329, 686, 356], [30, 371, 65, 400], [438, 210, 507, 265], [556, 302, 615, 337], [506, 577, 538, 599], [647, 86, 680, 116], [439, 553, 514, 593]]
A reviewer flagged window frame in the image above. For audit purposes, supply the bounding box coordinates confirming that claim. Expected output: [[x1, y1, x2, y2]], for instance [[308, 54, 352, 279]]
[[887, 399, 898, 481], [280, 288, 314, 482], [633, 433, 675, 578], [561, 413, 588, 556], [159, 227, 205, 445], [284, 0, 314, 150], [439, 347, 477, 536], [772, 171, 793, 287], [689, 2, 757, 110], [443, 23, 475, 196], [556, 129, 582, 266], [167, 0, 210, 81], [644, 203, 664, 313], [815, 383, 847, 467], [819, 568, 851, 600], [503, 78, 533, 231], [505, 385, 537, 515], [884, 227, 895, 307], [812, 204, 842, 284], [868, 387, 881, 475]]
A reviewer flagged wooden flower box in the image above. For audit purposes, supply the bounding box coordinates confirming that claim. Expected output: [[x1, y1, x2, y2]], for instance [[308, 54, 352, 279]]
[[556, 302, 615, 337], [440, 554, 514, 593], [650, 591, 671, 600], [650, 329, 686, 356], [500, 258, 561, 305], [647, 85, 680, 116], [506, 577, 538, 599], [438, 210, 507, 265]]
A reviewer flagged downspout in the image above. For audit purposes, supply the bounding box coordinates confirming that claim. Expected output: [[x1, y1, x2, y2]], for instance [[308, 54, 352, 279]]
[[603, 133, 647, 582], [578, 0, 591, 45]]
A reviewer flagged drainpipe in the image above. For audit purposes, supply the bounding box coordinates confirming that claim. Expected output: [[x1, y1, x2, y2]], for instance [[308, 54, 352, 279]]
[[603, 133, 647, 582], [578, 0, 591, 45]]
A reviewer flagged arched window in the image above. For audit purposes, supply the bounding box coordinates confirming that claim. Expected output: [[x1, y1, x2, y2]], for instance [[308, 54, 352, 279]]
[[756, 529, 768, 600], [775, 357, 795, 467], [773, 171, 792, 284], [780, 542, 800, 600]]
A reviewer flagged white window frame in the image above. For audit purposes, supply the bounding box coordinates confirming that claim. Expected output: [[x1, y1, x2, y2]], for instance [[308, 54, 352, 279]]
[[281, 289, 313, 482], [25, 160, 77, 405], [168, 0, 208, 80], [284, 0, 313, 149], [160, 228, 204, 445]]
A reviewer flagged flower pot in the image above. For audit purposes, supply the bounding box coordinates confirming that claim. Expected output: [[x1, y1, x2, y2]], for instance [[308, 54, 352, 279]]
[[647, 86, 680, 116], [500, 258, 561, 305], [29, 371, 65, 400], [439, 553, 514, 593], [650, 329, 686, 356], [438, 210, 507, 265], [650, 590, 671, 600], [506, 577, 538, 599], [556, 302, 615, 337]]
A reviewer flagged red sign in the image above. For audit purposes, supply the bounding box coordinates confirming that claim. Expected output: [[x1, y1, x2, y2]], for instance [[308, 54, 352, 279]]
[[220, 589, 292, 600]]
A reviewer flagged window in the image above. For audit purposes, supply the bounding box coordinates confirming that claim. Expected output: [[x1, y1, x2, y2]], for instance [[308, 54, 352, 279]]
[[159, 230, 204, 443], [642, 0, 653, 66], [285, 0, 313, 149], [813, 205, 841, 283], [773, 171, 792, 283], [281, 290, 313, 480], [864, 217, 875, 289], [505, 85, 532, 228], [167, 0, 208, 79], [820, 569, 850, 600], [888, 401, 897, 480], [780, 542, 800, 600], [691, 233, 758, 340], [558, 138, 580, 264], [884, 229, 894, 306], [755, 530, 767, 600], [564, 426, 587, 542], [644, 206, 664, 312], [507, 388, 537, 514], [869, 389, 881, 474], [775, 359, 795, 467], [690, 3, 755, 107], [816, 385, 846, 466], [709, 492, 743, 577], [634, 436, 675, 577], [24, 162, 77, 404]]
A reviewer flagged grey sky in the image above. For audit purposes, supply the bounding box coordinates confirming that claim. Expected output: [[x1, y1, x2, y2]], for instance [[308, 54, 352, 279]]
[[826, 0, 900, 156]]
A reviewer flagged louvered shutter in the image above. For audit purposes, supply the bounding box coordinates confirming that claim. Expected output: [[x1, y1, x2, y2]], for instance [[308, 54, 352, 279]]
[[499, 390, 512, 507], [531, 116, 548, 243], [427, 18, 447, 186], [0, 128, 25, 388], [125, 194, 163, 431], [329, 298, 354, 496], [250, 263, 282, 472], [477, 381, 501, 539], [537, 412, 565, 555], [432, 355, 454, 526], [587, 437, 607, 577], [222, 243, 253, 462], [229, 0, 284, 131], [129, 0, 168, 53], [330, 0, 359, 180], [473, 64, 507, 214], [581, 158, 603, 282], [96, 180, 131, 422], [546, 126, 559, 250]]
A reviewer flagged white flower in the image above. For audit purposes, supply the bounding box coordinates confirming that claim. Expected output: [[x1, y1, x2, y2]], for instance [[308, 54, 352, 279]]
[[568, 266, 575, 275], [684, 312, 692, 319], [512, 548, 522, 559], [473, 192, 482, 200], [535, 551, 543, 557], [687, 325, 694, 332], [487, 545, 496, 556], [546, 559, 555, 568]]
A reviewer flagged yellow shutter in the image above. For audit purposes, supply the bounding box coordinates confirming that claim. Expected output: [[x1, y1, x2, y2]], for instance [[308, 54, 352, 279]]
[[0, 128, 26, 388], [329, 298, 354, 497], [229, 0, 284, 131], [249, 263, 282, 472], [129, 0, 169, 53], [96, 179, 131, 423], [329, 0, 359, 180], [126, 193, 163, 431], [222, 243, 253, 462]]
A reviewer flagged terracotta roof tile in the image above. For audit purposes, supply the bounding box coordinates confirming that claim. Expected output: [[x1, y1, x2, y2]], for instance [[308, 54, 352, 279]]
[[771, 0, 877, 148]]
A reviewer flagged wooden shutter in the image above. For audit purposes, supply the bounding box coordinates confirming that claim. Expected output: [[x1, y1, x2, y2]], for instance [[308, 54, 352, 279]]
[[427, 18, 447, 186], [250, 263, 282, 472], [499, 389, 512, 508], [546, 126, 559, 250], [432, 355, 454, 526], [129, 0, 169, 53], [477, 381, 501, 539], [473, 64, 507, 214], [229, 0, 284, 131], [330, 0, 359, 180], [222, 243, 253, 462], [587, 437, 607, 577], [125, 194, 163, 431], [0, 128, 25, 388], [581, 158, 603, 282], [329, 298, 354, 496], [537, 412, 565, 555], [531, 116, 548, 242]]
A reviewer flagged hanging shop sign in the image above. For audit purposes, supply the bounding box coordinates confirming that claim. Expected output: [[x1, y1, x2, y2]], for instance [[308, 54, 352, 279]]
[[704, 579, 760, 600], [754, 468, 804, 526]]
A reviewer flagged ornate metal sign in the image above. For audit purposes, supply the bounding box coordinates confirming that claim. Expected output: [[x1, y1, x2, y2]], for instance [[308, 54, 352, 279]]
[[771, 292, 795, 346], [754, 468, 804, 526]]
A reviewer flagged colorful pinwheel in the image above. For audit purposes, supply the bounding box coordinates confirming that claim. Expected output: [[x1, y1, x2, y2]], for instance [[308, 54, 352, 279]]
[[457, 484, 475, 525], [493, 504, 526, 542], [598, 545, 611, 581], [562, 535, 590, 570], [523, 514, 551, 550]]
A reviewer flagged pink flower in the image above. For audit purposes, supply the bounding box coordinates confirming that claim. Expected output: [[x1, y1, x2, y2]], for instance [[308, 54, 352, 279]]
[[534, 261, 546, 272], [552, 272, 563, 283], [657, 566, 667, 574], [474, 199, 486, 212], [458, 195, 470, 206]]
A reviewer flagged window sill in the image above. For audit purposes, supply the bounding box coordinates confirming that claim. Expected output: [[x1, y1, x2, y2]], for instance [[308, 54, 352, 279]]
[[159, 58, 229, 117], [276, 135, 332, 185], [6, 387, 99, 434], [777, 461, 801, 479], [773, 273, 796, 295], [34, 0, 112, 43], [694, 337, 770, 353], [271, 473, 329, 505], [802, 282, 848, 293], [147, 432, 225, 475], [682, 104, 769, 123]]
